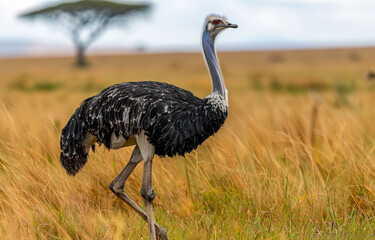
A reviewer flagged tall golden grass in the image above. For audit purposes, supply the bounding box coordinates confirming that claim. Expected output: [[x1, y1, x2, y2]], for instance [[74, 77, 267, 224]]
[[0, 49, 375, 239]]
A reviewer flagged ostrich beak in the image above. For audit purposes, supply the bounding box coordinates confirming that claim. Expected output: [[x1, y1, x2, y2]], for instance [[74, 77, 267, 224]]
[[225, 22, 238, 28]]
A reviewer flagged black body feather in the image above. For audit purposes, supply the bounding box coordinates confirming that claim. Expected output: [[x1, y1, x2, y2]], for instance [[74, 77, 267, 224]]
[[60, 81, 228, 175]]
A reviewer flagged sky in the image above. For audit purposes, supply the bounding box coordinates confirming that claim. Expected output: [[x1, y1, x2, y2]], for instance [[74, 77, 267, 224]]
[[1, 0, 375, 57]]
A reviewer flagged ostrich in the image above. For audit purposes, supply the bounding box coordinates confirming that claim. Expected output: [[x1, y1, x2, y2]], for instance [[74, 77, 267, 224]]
[[60, 14, 237, 240]]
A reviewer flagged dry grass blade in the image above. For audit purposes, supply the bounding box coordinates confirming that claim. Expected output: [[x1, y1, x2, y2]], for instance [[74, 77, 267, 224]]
[[0, 49, 375, 239]]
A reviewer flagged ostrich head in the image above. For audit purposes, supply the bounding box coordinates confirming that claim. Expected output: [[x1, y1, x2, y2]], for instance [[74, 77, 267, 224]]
[[204, 14, 238, 39]]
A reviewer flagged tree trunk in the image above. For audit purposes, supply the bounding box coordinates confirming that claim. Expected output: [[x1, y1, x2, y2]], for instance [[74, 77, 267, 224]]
[[76, 45, 87, 67]]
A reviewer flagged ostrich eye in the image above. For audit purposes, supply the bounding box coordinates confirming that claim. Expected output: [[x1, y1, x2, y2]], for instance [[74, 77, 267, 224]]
[[213, 20, 220, 25]]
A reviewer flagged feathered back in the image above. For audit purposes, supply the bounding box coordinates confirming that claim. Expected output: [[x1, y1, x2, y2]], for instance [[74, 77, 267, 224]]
[[60, 81, 228, 170]]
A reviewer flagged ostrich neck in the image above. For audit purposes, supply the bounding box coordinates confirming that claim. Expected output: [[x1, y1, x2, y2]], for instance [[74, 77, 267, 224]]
[[202, 29, 226, 96]]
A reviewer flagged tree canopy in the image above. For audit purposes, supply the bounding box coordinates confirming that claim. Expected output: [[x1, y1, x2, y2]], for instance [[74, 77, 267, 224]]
[[20, 0, 151, 66]]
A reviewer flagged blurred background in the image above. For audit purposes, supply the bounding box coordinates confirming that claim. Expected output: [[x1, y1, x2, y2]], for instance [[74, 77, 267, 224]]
[[2, 0, 375, 57], [1, 1, 375, 239]]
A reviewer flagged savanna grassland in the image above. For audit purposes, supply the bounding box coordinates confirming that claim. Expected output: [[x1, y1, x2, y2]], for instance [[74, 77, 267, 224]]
[[0, 48, 375, 239]]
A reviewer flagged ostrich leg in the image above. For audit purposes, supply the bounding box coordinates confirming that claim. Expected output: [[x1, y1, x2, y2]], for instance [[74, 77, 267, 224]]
[[109, 145, 167, 239], [136, 132, 161, 240], [141, 155, 157, 240]]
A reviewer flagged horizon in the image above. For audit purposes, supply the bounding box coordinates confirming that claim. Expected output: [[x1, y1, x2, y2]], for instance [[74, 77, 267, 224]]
[[3, 44, 375, 60]]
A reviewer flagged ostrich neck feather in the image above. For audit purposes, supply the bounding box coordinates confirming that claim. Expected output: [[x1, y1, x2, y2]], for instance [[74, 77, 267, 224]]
[[202, 28, 226, 99]]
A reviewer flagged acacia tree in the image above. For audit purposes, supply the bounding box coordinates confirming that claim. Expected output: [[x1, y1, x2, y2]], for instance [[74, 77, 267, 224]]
[[20, 0, 150, 67]]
